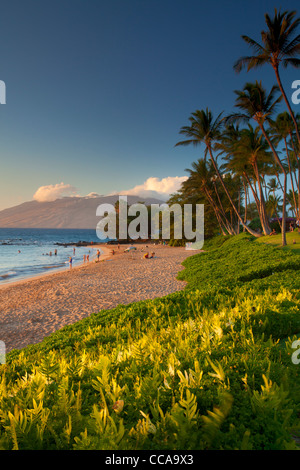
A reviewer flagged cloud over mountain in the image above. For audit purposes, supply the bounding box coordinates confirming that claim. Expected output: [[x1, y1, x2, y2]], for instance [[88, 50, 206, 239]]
[[116, 176, 188, 201], [33, 183, 79, 202], [32, 175, 187, 206]]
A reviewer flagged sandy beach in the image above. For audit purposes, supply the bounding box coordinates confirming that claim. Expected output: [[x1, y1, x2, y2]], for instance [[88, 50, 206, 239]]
[[0, 244, 201, 352]]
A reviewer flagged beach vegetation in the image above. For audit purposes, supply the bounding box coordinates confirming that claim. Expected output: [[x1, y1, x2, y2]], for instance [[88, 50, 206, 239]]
[[0, 234, 299, 450], [173, 8, 300, 248]]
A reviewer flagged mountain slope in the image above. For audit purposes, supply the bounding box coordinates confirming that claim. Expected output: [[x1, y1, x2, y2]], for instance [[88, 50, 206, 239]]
[[0, 195, 165, 229]]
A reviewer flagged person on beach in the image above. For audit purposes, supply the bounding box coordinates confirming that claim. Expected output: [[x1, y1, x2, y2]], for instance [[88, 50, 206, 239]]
[[97, 249, 100, 261], [73, 247, 76, 255], [69, 256, 73, 268], [87, 254, 89, 262], [83, 254, 86, 262]]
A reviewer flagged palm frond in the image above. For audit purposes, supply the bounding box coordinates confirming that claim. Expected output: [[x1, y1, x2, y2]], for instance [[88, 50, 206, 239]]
[[282, 57, 300, 68], [241, 35, 265, 54]]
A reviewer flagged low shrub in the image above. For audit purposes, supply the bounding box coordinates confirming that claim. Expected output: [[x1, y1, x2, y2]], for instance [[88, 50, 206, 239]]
[[1, 233, 299, 450]]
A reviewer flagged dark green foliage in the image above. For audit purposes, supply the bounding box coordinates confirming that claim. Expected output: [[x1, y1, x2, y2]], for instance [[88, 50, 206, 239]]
[[0, 234, 299, 450]]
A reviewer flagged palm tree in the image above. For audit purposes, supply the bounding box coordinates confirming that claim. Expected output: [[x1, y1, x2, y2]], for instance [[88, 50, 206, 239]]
[[215, 124, 249, 230], [269, 112, 299, 218], [183, 159, 236, 235], [266, 194, 283, 228], [175, 108, 260, 237], [217, 124, 273, 234], [267, 177, 282, 229], [234, 8, 300, 147], [267, 176, 280, 197], [287, 188, 298, 218], [227, 81, 288, 245]]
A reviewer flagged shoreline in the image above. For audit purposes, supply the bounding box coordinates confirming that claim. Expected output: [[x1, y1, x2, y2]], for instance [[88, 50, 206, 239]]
[[0, 244, 201, 353], [0, 244, 111, 290]]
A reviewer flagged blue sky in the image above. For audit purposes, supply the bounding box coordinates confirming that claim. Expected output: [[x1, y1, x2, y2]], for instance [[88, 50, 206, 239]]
[[1, 0, 300, 209]]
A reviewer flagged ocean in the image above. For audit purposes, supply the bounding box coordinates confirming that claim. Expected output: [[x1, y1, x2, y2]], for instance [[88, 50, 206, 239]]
[[0, 228, 106, 284]]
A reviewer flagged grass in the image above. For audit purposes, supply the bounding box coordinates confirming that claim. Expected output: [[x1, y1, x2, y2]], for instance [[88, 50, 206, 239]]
[[255, 230, 300, 254], [0, 233, 299, 450]]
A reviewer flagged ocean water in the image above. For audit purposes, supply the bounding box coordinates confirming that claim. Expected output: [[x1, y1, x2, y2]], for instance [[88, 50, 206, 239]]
[[0, 228, 106, 284]]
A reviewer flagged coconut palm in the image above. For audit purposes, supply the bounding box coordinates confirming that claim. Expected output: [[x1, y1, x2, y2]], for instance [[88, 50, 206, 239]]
[[269, 112, 299, 218], [266, 194, 283, 226], [286, 189, 298, 218], [216, 124, 273, 234], [267, 176, 280, 196], [175, 108, 260, 237], [227, 81, 288, 245], [182, 159, 236, 235], [267, 178, 282, 229], [215, 124, 250, 229], [230, 125, 273, 234], [234, 8, 300, 146]]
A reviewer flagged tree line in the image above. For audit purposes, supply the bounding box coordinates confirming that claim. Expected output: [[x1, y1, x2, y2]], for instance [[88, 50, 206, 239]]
[[172, 8, 300, 246]]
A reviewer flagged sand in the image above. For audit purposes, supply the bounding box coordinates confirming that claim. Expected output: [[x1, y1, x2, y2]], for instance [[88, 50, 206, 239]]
[[0, 244, 201, 352]]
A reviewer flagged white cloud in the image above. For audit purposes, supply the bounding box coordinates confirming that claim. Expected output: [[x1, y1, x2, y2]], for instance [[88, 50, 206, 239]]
[[33, 183, 79, 202], [116, 176, 188, 201], [85, 192, 102, 198], [32, 177, 187, 204]]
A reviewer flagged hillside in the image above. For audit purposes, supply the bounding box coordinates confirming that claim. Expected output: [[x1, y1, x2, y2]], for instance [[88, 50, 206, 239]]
[[0, 195, 165, 229]]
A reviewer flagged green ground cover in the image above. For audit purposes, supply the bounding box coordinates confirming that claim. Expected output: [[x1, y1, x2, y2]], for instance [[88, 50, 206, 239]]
[[255, 230, 300, 255], [0, 233, 299, 450]]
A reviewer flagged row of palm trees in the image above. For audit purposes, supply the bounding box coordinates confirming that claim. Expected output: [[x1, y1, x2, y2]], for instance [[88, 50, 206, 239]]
[[173, 8, 300, 246]]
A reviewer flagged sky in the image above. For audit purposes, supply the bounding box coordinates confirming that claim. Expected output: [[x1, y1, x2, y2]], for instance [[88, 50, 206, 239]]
[[1, 0, 300, 210]]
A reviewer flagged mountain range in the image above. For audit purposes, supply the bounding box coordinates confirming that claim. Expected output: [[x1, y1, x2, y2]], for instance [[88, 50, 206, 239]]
[[0, 195, 165, 229]]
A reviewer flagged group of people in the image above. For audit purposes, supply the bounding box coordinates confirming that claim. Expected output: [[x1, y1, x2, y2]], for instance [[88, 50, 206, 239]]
[[69, 248, 94, 268], [289, 220, 300, 232], [40, 249, 58, 256], [143, 252, 155, 259], [67, 244, 157, 268], [269, 219, 300, 236]]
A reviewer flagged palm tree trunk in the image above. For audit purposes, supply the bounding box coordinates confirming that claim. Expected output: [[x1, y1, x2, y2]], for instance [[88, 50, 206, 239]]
[[242, 177, 248, 231], [244, 171, 270, 235], [207, 144, 261, 237], [274, 66, 300, 149], [288, 130, 300, 217], [298, 160, 300, 223], [272, 189, 282, 231], [237, 188, 241, 234], [204, 187, 234, 235], [211, 181, 236, 233], [259, 123, 287, 246], [284, 137, 298, 219], [253, 159, 271, 235], [274, 169, 284, 193]]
